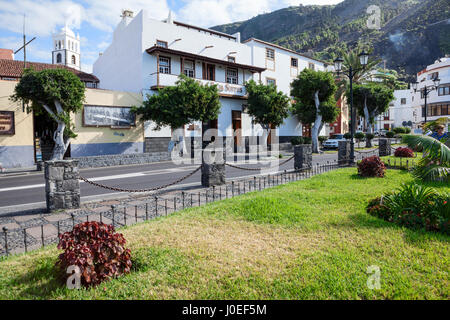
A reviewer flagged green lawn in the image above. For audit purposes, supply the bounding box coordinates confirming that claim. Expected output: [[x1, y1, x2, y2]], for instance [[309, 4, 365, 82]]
[[0, 168, 448, 300]]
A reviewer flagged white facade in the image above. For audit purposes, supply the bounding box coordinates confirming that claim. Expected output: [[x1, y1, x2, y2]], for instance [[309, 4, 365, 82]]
[[411, 57, 450, 124], [93, 10, 327, 144], [52, 25, 81, 70]]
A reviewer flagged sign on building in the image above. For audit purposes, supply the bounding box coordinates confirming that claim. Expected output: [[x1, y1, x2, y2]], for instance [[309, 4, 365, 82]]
[[0, 111, 14, 135]]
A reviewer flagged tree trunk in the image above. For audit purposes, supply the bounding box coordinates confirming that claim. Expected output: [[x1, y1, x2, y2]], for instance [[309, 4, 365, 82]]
[[311, 91, 322, 154], [261, 125, 271, 147], [363, 96, 370, 133], [41, 101, 70, 161]]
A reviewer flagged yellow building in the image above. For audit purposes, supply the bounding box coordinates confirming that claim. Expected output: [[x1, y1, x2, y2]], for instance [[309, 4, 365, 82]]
[[0, 77, 143, 169]]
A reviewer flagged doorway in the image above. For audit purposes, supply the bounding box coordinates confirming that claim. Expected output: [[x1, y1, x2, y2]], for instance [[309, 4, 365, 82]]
[[232, 110, 241, 152]]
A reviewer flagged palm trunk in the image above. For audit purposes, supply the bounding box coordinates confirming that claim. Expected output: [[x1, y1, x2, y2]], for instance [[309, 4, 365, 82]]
[[311, 91, 322, 154]]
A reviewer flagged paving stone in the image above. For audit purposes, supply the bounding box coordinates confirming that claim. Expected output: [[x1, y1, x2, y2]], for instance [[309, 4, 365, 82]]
[[44, 213, 70, 223], [14, 214, 41, 222], [87, 214, 112, 225], [0, 222, 21, 230], [90, 206, 111, 213], [26, 224, 57, 239], [101, 200, 120, 206]]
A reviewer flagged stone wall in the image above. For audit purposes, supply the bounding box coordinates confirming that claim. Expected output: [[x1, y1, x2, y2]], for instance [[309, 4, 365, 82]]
[[294, 145, 312, 170], [45, 160, 80, 212], [70, 152, 171, 169], [144, 137, 171, 153]]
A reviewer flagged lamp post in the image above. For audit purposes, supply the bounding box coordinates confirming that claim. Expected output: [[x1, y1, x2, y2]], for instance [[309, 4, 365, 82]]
[[333, 51, 369, 164], [411, 77, 440, 124]]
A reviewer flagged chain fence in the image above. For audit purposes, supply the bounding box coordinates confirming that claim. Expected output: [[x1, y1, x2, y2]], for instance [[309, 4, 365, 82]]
[[225, 155, 295, 171], [1, 160, 348, 257]]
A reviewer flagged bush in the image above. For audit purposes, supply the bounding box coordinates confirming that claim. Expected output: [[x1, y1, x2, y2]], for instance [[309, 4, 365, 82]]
[[57, 221, 132, 287], [355, 132, 365, 141], [343, 132, 351, 139], [393, 127, 406, 134], [303, 136, 312, 144], [404, 127, 411, 134], [386, 131, 395, 138], [290, 137, 303, 145], [319, 136, 328, 144], [368, 183, 450, 234], [394, 147, 414, 158], [365, 133, 375, 140], [357, 155, 386, 177]]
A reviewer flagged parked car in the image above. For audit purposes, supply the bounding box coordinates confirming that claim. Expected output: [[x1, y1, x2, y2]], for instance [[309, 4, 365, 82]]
[[322, 134, 346, 149]]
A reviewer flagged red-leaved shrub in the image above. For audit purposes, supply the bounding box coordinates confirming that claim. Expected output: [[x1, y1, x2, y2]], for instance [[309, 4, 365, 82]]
[[394, 147, 414, 158], [357, 156, 386, 177], [56, 221, 132, 287]]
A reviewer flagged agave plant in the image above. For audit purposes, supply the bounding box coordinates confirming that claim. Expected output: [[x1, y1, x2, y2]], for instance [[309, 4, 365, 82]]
[[402, 134, 450, 182]]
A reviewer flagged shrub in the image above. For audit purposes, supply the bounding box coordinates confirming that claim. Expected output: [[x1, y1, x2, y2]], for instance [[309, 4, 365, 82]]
[[303, 136, 312, 144], [343, 132, 351, 139], [365, 133, 375, 141], [404, 127, 411, 134], [357, 156, 386, 177], [366, 196, 393, 221], [291, 137, 303, 145], [57, 221, 132, 287], [393, 127, 406, 134], [386, 131, 395, 138], [319, 136, 328, 144], [355, 132, 365, 141], [394, 147, 414, 158]]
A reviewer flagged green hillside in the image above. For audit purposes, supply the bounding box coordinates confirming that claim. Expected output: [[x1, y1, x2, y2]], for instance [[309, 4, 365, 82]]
[[211, 0, 450, 81]]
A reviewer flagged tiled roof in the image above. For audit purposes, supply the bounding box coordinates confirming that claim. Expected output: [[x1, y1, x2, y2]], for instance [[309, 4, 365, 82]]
[[0, 59, 99, 83]]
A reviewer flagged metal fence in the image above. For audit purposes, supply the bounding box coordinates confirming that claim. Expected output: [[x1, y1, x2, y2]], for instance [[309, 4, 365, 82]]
[[1, 160, 349, 257]]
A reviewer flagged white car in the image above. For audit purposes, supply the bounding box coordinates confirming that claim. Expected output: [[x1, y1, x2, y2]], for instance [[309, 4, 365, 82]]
[[322, 134, 346, 149]]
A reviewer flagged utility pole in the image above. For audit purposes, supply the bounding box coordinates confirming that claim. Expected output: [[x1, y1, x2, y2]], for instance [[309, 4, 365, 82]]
[[13, 14, 36, 111]]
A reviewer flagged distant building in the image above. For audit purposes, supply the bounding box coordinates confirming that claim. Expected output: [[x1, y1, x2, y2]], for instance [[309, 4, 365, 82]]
[[374, 89, 417, 132], [52, 24, 81, 71]]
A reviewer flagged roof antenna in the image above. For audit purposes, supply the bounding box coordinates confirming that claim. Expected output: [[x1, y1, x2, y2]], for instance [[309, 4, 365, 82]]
[[167, 10, 173, 24]]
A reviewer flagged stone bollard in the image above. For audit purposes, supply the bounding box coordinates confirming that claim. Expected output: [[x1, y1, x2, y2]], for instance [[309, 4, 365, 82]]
[[338, 140, 351, 165], [379, 138, 391, 157], [45, 160, 80, 213], [201, 139, 225, 187], [294, 144, 312, 170]]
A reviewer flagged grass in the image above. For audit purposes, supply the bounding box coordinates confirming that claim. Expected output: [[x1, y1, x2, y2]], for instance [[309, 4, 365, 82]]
[[0, 168, 448, 300]]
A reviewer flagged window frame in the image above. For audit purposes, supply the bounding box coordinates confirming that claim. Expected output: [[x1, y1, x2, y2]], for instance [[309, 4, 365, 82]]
[[291, 57, 298, 68], [159, 56, 171, 74], [227, 56, 236, 63], [183, 59, 195, 78], [266, 77, 276, 86], [226, 67, 238, 84], [156, 40, 168, 48], [265, 48, 275, 61]]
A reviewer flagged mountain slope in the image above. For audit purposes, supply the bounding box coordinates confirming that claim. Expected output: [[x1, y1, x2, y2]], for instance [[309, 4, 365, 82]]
[[211, 0, 450, 81]]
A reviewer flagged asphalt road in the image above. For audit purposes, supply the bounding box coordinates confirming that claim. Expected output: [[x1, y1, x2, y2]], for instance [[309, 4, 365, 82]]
[[0, 153, 339, 210]]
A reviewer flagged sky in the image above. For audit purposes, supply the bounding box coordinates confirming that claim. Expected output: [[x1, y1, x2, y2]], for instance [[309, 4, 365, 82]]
[[0, 0, 344, 73]]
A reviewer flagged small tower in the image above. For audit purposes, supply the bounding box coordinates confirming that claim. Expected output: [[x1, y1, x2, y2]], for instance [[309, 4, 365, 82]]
[[52, 23, 80, 70]]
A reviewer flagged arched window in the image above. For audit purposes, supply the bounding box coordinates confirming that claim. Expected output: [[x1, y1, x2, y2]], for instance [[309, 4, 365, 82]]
[[55, 41, 57, 49], [56, 53, 62, 63], [58, 41, 61, 49], [71, 55, 76, 65]]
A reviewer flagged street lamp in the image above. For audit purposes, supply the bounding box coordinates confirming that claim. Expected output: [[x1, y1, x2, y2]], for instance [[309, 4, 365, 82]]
[[333, 51, 369, 164], [412, 77, 440, 124]]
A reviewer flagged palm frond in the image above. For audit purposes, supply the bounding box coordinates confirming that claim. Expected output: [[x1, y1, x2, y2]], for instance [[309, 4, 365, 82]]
[[402, 134, 450, 164]]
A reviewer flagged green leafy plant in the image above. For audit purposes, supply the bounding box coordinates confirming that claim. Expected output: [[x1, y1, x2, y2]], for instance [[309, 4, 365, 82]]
[[402, 134, 450, 182], [386, 131, 395, 138], [290, 136, 304, 145], [318, 136, 328, 144], [343, 132, 351, 139], [393, 127, 406, 134], [354, 132, 365, 147]]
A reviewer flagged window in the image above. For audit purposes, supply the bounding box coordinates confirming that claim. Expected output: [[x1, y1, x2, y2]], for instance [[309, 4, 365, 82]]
[[308, 63, 315, 70], [227, 56, 236, 63], [203, 64, 215, 81], [266, 48, 275, 60], [226, 68, 238, 84], [428, 72, 439, 80], [85, 82, 97, 88], [56, 53, 62, 63], [266, 78, 276, 86], [83, 105, 135, 127], [159, 56, 171, 74], [438, 85, 450, 96], [71, 55, 76, 65], [291, 58, 298, 67], [183, 59, 195, 78], [401, 98, 406, 105], [156, 40, 168, 48]]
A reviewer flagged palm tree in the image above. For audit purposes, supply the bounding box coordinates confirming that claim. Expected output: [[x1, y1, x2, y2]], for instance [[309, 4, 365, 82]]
[[402, 135, 450, 182]]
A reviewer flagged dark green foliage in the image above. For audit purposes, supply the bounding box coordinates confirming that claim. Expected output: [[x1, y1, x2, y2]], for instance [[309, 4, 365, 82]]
[[367, 183, 450, 234], [344, 132, 351, 139], [291, 69, 338, 125], [11, 68, 85, 138], [244, 79, 290, 130], [354, 132, 365, 141], [133, 75, 221, 129], [290, 136, 312, 145], [386, 131, 395, 138], [319, 136, 328, 144], [365, 133, 375, 140]]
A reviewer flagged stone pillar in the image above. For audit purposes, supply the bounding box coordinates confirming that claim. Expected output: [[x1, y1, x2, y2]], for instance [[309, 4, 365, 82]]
[[201, 136, 225, 187], [338, 140, 350, 165], [45, 160, 80, 212], [294, 144, 312, 170], [379, 138, 391, 157]]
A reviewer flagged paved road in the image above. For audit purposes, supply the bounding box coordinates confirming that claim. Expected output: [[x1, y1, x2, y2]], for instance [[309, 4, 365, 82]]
[[0, 153, 339, 210]]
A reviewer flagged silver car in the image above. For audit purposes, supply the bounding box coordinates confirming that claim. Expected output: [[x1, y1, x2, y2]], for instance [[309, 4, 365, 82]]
[[322, 134, 346, 149]]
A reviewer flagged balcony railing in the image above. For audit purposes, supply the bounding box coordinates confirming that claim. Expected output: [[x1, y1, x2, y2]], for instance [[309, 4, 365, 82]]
[[149, 72, 247, 97]]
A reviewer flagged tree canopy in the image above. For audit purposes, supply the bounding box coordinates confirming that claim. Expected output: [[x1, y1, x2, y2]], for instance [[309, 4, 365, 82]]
[[244, 79, 290, 130], [133, 74, 221, 130], [11, 68, 85, 160]]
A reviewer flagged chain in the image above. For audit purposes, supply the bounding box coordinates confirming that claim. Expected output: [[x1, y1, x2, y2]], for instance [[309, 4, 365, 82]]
[[225, 155, 294, 171], [354, 148, 378, 154], [79, 165, 201, 193]]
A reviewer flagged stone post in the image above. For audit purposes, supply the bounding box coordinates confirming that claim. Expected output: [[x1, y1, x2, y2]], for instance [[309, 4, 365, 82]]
[[201, 134, 225, 187], [45, 160, 80, 212], [338, 140, 351, 165], [379, 138, 391, 157], [294, 144, 312, 170]]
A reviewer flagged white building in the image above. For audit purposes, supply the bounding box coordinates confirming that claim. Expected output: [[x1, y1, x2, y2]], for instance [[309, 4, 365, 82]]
[[52, 24, 81, 71], [93, 10, 328, 151], [411, 57, 450, 127]]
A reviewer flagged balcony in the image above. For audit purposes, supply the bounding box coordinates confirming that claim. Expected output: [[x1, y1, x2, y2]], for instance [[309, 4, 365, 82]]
[[149, 72, 247, 98]]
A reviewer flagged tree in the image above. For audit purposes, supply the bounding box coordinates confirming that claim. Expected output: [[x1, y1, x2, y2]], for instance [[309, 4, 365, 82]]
[[133, 74, 221, 152], [350, 83, 394, 134], [11, 68, 85, 160], [402, 135, 449, 182], [291, 69, 339, 153], [244, 79, 290, 146]]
